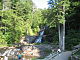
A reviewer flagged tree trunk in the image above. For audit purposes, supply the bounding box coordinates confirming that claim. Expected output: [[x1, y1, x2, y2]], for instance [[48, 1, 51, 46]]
[[62, 22, 65, 51], [62, 1, 65, 51], [58, 23, 65, 51], [58, 23, 61, 49], [58, 0, 65, 51]]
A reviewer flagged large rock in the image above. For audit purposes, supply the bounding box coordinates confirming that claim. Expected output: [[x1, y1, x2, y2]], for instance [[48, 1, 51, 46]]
[[25, 36, 37, 43]]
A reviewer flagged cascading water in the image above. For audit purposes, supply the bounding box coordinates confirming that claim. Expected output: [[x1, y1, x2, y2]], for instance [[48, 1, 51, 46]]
[[35, 27, 45, 43]]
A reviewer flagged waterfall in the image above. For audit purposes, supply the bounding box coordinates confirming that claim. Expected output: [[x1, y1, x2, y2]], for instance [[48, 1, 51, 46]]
[[35, 28, 45, 43]]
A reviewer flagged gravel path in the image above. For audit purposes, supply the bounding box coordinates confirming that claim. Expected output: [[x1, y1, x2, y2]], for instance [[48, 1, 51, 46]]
[[37, 51, 72, 60], [52, 51, 72, 60]]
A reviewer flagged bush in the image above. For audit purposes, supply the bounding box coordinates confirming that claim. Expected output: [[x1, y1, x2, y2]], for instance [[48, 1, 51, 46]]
[[65, 30, 80, 50], [44, 27, 59, 44]]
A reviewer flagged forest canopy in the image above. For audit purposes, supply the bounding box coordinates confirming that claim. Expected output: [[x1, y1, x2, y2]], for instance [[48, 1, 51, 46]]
[[0, 0, 80, 50]]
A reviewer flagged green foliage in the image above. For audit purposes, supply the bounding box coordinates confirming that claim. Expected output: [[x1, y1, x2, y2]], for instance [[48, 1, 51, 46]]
[[0, 0, 46, 45], [65, 30, 80, 50], [0, 31, 6, 44], [0, 1, 2, 10], [48, 0, 80, 50], [0, 0, 80, 51], [46, 0, 70, 26], [0, 0, 34, 44], [65, 0, 80, 50], [44, 27, 59, 44]]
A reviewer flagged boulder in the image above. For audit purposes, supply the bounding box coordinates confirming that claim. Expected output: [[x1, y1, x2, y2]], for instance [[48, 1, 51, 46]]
[[25, 36, 37, 43]]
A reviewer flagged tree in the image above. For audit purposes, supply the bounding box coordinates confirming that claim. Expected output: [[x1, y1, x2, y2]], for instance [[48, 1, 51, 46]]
[[47, 0, 70, 51], [65, 0, 80, 50], [0, 0, 46, 44], [0, 0, 34, 44]]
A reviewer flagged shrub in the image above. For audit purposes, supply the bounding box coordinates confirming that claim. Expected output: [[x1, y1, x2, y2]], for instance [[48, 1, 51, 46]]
[[65, 30, 80, 50]]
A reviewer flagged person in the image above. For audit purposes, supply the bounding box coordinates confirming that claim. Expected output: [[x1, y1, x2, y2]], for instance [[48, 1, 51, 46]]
[[17, 53, 23, 60]]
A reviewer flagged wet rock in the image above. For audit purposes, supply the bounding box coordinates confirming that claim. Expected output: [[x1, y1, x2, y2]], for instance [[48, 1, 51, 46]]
[[25, 36, 37, 43]]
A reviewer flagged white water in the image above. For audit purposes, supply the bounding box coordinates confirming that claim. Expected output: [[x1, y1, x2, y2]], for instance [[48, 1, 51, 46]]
[[35, 30, 44, 43]]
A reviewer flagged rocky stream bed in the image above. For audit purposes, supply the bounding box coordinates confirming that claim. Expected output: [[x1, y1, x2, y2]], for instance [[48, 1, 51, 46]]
[[0, 44, 58, 60]]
